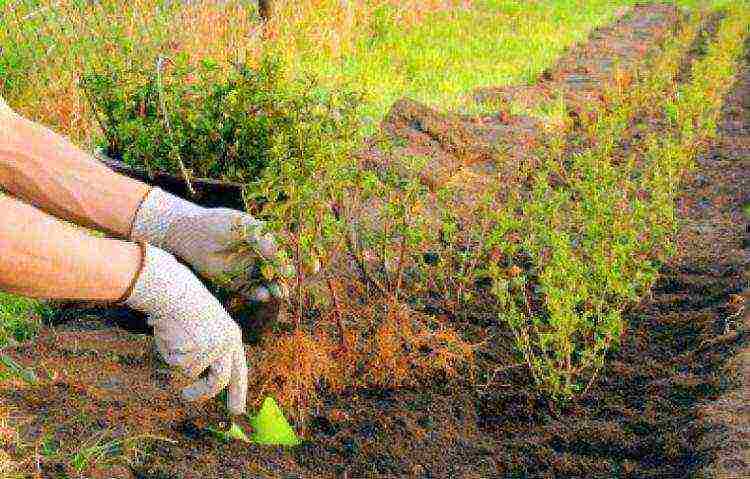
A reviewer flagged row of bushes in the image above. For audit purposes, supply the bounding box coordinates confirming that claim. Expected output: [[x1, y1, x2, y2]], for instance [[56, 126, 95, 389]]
[[495, 9, 708, 398], [501, 5, 749, 397]]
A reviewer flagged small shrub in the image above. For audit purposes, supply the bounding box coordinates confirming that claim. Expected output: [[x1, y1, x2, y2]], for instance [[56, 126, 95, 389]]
[[82, 54, 304, 182]]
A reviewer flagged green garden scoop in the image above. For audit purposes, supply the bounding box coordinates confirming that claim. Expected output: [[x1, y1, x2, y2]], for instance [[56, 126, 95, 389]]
[[220, 397, 300, 446], [248, 397, 300, 446]]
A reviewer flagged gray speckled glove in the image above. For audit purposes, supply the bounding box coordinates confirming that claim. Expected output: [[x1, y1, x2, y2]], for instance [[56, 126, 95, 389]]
[[130, 187, 288, 302], [124, 244, 248, 415]]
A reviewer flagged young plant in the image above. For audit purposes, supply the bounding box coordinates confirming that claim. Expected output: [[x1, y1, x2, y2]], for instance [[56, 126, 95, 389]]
[[247, 74, 364, 329]]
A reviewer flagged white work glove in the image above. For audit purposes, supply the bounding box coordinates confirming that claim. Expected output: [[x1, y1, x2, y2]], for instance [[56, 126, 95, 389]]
[[124, 244, 248, 415], [0, 97, 16, 119], [130, 187, 288, 302]]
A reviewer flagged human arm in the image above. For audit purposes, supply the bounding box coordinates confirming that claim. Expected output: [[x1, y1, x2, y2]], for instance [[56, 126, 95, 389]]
[[0, 193, 248, 414], [0, 100, 286, 300], [0, 101, 150, 238]]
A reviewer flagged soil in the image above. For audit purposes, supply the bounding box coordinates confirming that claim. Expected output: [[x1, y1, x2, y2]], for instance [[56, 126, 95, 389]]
[[1, 4, 748, 478]]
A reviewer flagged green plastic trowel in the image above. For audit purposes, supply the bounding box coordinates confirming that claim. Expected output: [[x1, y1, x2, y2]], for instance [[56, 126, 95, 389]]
[[248, 397, 301, 446], [214, 397, 300, 446]]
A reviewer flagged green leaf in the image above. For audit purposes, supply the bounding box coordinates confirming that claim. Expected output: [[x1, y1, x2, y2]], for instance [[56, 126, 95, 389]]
[[227, 422, 252, 443], [260, 263, 276, 282], [207, 421, 251, 444]]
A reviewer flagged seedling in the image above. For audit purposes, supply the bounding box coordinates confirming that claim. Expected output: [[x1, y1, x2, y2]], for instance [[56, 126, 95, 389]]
[[208, 421, 252, 444]]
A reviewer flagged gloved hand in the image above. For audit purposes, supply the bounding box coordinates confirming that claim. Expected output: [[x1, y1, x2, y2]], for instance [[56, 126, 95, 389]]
[[124, 244, 248, 415], [130, 187, 290, 302], [0, 96, 15, 117]]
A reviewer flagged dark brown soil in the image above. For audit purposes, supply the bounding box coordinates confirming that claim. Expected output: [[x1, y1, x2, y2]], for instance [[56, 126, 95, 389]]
[[1, 4, 748, 478]]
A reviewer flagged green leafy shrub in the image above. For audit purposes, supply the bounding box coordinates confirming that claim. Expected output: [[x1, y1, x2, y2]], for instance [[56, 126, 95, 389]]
[[486, 17, 696, 398], [487, 5, 749, 399], [82, 54, 324, 182]]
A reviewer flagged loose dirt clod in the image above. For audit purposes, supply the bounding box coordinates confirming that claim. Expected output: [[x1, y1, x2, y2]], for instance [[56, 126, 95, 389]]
[[378, 98, 493, 189]]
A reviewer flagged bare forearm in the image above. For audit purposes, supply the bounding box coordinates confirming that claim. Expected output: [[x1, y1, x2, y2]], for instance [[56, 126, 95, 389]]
[[0, 112, 149, 237], [0, 194, 141, 301]]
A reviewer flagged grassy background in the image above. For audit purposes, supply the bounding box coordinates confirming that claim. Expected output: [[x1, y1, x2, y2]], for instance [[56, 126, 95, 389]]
[[3, 0, 650, 142], [0, 0, 730, 344], [291, 0, 641, 122]]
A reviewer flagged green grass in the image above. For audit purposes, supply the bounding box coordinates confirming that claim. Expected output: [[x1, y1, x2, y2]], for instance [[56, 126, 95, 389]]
[[2, 0, 721, 140], [0, 293, 46, 348], [297, 0, 637, 122], [296, 0, 736, 124]]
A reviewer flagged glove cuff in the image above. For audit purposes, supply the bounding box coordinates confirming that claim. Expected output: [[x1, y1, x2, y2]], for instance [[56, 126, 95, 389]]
[[115, 241, 148, 304], [130, 187, 203, 249], [122, 244, 176, 314]]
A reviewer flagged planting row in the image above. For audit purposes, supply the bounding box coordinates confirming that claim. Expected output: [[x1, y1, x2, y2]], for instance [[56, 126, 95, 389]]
[[240, 3, 750, 410]]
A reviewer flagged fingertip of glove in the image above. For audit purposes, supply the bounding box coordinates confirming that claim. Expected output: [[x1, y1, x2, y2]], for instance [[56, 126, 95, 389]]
[[227, 387, 248, 416], [257, 237, 278, 259], [181, 385, 202, 403], [228, 403, 247, 416]]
